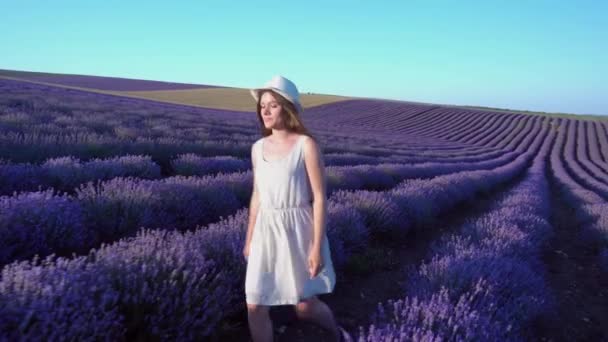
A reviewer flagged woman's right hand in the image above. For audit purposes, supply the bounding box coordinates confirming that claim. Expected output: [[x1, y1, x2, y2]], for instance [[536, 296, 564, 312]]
[[243, 241, 251, 261]]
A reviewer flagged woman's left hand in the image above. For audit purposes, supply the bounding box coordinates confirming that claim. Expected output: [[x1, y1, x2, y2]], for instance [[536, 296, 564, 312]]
[[308, 248, 324, 278]]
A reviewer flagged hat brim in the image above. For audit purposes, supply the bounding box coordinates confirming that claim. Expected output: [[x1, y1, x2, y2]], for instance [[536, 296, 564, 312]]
[[250, 87, 303, 114]]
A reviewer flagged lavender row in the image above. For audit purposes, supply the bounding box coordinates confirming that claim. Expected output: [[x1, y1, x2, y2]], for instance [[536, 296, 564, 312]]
[[549, 118, 608, 272], [171, 154, 249, 177], [411, 106, 522, 150], [0, 125, 545, 340], [392, 106, 458, 134], [0, 119, 502, 168], [402, 108, 470, 137], [448, 110, 518, 147], [433, 112, 542, 163], [474, 113, 539, 153], [301, 99, 437, 132], [0, 145, 512, 195], [0, 69, 219, 91], [430, 108, 503, 140], [0, 145, 523, 267], [355, 120, 555, 341], [437, 108, 514, 145], [436, 108, 506, 141], [594, 121, 608, 163], [562, 119, 608, 198], [576, 120, 608, 185], [424, 108, 509, 141], [0, 128, 504, 168], [0, 175, 242, 267], [584, 121, 608, 174], [462, 110, 519, 146], [417, 108, 540, 163], [443, 110, 536, 154], [0, 125, 250, 165], [328, 150, 505, 166], [0, 155, 161, 195], [171, 148, 514, 178], [470, 113, 537, 150], [170, 146, 518, 178]]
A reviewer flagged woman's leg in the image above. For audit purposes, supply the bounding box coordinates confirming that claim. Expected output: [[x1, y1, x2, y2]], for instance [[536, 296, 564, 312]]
[[294, 295, 340, 341], [247, 303, 273, 342]]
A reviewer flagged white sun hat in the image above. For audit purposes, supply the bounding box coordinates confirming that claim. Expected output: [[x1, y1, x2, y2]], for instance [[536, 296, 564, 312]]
[[250, 75, 304, 114]]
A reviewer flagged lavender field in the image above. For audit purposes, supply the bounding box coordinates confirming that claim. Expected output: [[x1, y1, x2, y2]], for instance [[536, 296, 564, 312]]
[[0, 69, 220, 91], [1, 75, 607, 341]]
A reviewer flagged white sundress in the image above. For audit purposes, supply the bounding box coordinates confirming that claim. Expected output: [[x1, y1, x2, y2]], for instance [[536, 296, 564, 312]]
[[245, 134, 336, 305]]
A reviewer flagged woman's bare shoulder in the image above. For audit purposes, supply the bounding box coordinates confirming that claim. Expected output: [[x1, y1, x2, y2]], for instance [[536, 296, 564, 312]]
[[301, 135, 322, 160], [301, 134, 318, 146]]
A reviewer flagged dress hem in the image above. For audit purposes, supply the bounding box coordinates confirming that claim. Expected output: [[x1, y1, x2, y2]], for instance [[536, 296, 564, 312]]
[[245, 289, 334, 306]]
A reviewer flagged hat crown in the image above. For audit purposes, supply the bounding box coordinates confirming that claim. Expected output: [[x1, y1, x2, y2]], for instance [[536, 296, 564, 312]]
[[263, 75, 300, 102], [251, 75, 303, 113]]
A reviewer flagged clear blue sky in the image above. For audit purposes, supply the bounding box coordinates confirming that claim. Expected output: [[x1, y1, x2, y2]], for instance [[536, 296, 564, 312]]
[[1, 0, 606, 115]]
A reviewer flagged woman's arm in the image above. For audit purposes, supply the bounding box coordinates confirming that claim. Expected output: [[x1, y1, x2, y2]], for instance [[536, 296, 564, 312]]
[[302, 136, 327, 253], [245, 144, 260, 247]]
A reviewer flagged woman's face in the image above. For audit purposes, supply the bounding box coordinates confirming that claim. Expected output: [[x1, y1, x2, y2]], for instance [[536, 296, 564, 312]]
[[260, 91, 285, 129]]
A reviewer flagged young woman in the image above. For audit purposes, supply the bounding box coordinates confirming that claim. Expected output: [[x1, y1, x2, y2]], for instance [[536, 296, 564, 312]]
[[242, 75, 348, 342]]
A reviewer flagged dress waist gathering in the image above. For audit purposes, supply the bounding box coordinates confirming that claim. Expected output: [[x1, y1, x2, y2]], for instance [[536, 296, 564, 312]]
[[259, 202, 312, 212]]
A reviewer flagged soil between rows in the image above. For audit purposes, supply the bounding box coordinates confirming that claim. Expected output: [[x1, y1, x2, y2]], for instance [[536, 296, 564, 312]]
[[526, 173, 608, 341]]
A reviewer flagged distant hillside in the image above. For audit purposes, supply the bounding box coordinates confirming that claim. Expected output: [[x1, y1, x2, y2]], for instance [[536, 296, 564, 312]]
[[0, 69, 218, 91], [0, 69, 351, 111], [0, 68, 605, 119]]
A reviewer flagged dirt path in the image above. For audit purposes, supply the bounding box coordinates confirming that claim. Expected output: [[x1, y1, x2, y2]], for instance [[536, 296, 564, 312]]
[[527, 175, 608, 341], [210, 174, 527, 342]]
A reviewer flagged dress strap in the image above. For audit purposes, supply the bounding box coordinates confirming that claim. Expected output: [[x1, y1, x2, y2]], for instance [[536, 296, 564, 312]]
[[256, 139, 263, 164], [293, 135, 306, 163]]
